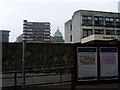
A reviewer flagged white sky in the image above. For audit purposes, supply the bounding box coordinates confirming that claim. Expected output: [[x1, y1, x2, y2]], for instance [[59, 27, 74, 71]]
[[0, 0, 120, 42]]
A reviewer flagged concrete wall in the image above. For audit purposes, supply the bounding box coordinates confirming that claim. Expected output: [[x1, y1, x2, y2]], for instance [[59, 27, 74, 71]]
[[65, 20, 72, 43], [2, 43, 73, 87], [72, 11, 81, 43], [2, 43, 73, 71]]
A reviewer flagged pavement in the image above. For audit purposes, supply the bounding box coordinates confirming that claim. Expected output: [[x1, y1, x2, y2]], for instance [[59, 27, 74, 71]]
[[2, 84, 120, 90]]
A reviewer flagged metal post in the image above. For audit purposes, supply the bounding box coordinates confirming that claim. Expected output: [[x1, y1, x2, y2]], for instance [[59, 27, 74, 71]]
[[60, 68, 62, 85], [71, 67, 75, 90], [22, 41, 25, 90], [14, 72, 17, 90]]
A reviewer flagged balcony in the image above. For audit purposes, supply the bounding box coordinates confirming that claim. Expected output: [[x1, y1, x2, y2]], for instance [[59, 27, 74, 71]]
[[81, 34, 120, 44]]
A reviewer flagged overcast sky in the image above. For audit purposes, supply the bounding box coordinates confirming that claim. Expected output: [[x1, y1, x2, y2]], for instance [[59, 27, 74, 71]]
[[0, 0, 120, 42]]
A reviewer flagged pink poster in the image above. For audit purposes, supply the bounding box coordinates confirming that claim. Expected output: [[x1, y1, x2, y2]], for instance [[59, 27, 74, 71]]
[[101, 53, 116, 65]]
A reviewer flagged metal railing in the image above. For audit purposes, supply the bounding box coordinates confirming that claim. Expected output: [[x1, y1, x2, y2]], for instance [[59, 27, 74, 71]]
[[2, 65, 73, 89]]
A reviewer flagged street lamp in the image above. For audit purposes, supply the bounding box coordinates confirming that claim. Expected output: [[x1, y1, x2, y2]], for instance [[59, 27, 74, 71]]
[[22, 37, 26, 90]]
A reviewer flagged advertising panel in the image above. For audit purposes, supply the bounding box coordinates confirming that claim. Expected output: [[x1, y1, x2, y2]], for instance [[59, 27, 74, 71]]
[[77, 47, 97, 81], [100, 47, 118, 80]]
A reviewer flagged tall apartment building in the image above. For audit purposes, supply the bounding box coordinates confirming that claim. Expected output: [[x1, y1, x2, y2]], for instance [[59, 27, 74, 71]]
[[23, 20, 51, 43], [0, 30, 10, 42], [65, 10, 120, 44]]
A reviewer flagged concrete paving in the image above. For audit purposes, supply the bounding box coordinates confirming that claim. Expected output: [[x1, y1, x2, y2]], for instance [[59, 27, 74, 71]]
[[2, 84, 120, 90]]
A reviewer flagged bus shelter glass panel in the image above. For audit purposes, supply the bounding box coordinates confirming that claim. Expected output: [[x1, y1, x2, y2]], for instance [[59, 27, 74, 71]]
[[100, 47, 118, 80], [77, 47, 97, 81]]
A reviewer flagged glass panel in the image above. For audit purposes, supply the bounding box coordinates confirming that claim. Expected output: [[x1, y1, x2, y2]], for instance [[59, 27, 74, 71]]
[[111, 30, 115, 35], [116, 18, 120, 22], [105, 17, 114, 26], [105, 18, 109, 21], [94, 16, 103, 25], [83, 29, 93, 38], [100, 47, 118, 80], [99, 17, 103, 21], [94, 29, 104, 34], [88, 17, 92, 20], [77, 47, 97, 81], [94, 17, 98, 21], [115, 18, 120, 27], [106, 30, 110, 35], [88, 30, 92, 36], [83, 29, 88, 38], [70, 35, 72, 41], [110, 18, 114, 22], [82, 15, 92, 25], [116, 30, 120, 35]]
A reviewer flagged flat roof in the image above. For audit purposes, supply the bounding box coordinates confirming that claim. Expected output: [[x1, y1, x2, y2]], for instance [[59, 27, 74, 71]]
[[0, 30, 10, 32], [74, 9, 120, 15]]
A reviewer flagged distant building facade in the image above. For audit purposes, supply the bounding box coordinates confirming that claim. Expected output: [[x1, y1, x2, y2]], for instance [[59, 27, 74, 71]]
[[65, 10, 120, 44], [23, 20, 51, 43], [0, 30, 10, 42], [65, 20, 72, 43], [51, 28, 64, 43], [16, 34, 23, 42]]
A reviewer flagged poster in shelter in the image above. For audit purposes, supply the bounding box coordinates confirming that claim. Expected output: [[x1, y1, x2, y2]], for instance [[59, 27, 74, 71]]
[[100, 47, 118, 80], [77, 47, 97, 81]]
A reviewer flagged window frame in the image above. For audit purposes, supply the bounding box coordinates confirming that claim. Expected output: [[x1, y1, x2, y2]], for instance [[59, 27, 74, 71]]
[[82, 15, 93, 26], [82, 29, 93, 38], [105, 17, 114, 27], [94, 29, 104, 34], [116, 30, 120, 35], [106, 30, 111, 35], [94, 16, 104, 26], [115, 18, 120, 27]]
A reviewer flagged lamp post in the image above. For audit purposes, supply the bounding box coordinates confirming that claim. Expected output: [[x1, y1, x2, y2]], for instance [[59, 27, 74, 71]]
[[22, 39, 26, 90]]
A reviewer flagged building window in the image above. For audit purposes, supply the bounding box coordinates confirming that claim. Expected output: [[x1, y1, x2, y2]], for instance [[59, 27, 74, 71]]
[[105, 30, 115, 35], [83, 29, 93, 38], [115, 18, 120, 27], [106, 30, 111, 35], [94, 16, 104, 26], [94, 29, 104, 34], [82, 15, 92, 26], [70, 35, 72, 41], [83, 29, 88, 38], [88, 29, 93, 36], [111, 30, 115, 35], [70, 25, 72, 30], [23, 27, 27, 29], [27, 22, 33, 25], [116, 30, 120, 35], [105, 17, 114, 27]]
